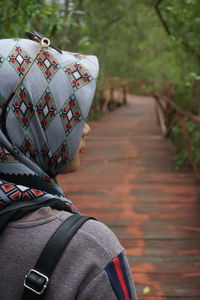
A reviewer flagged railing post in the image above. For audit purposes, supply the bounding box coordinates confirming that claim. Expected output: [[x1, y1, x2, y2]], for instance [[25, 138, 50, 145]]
[[99, 88, 107, 113], [121, 84, 127, 105]]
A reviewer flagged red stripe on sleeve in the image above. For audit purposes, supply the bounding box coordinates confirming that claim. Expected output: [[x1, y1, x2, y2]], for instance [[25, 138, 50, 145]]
[[113, 257, 131, 300]]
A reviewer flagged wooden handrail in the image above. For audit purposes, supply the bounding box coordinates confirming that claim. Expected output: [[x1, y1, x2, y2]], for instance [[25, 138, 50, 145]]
[[154, 94, 200, 126], [154, 93, 200, 182]]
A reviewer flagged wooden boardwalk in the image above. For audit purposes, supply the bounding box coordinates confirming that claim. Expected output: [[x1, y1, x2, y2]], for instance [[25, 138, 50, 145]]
[[58, 95, 200, 300]]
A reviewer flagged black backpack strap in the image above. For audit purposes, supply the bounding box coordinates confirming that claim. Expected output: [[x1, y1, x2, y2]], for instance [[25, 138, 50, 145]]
[[22, 214, 95, 300]]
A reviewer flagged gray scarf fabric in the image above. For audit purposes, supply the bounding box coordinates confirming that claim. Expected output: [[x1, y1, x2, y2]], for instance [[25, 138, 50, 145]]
[[0, 37, 99, 226]]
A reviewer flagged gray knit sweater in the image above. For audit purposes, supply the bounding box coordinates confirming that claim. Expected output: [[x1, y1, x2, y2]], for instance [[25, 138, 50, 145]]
[[0, 207, 137, 299]]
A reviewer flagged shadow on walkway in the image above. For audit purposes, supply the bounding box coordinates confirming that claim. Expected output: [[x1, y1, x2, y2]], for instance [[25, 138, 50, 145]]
[[58, 94, 200, 300]]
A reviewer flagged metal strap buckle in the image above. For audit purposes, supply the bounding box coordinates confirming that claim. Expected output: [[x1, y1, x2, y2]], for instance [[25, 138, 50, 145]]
[[24, 269, 49, 295]]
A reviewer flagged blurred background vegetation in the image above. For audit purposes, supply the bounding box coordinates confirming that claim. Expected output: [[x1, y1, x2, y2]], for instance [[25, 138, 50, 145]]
[[0, 0, 200, 170]]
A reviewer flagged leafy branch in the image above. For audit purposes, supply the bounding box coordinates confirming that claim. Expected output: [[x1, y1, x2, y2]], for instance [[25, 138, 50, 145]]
[[154, 0, 200, 62]]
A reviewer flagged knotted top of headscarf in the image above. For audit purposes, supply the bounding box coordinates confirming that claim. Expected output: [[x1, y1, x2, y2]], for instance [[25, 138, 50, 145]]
[[0, 37, 99, 231]]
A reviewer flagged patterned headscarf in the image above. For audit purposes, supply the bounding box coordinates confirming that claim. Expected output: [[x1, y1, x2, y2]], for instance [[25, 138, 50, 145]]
[[0, 37, 99, 230]]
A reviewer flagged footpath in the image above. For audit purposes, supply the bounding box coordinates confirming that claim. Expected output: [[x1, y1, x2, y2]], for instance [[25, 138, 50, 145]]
[[58, 94, 200, 300]]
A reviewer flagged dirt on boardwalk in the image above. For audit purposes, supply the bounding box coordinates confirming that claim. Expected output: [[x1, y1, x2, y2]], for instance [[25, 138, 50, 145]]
[[58, 94, 200, 300]]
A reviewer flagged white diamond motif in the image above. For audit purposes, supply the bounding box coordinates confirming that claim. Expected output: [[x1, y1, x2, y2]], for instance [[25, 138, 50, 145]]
[[16, 55, 23, 64], [3, 148, 9, 154], [67, 110, 73, 120], [20, 102, 27, 114], [26, 151, 31, 158], [44, 59, 51, 68], [57, 156, 62, 164], [73, 71, 81, 79], [17, 185, 29, 191], [43, 105, 49, 117]]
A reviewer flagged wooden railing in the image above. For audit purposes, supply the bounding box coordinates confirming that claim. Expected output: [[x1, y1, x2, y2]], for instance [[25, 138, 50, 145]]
[[94, 78, 158, 113], [154, 93, 200, 181], [92, 81, 128, 115], [93, 78, 200, 182]]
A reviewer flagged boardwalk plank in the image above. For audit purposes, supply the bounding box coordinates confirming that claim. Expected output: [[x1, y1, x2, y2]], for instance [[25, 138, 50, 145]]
[[58, 95, 200, 299], [135, 273, 200, 296]]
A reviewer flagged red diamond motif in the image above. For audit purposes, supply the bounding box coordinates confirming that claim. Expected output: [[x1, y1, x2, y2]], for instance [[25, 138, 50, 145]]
[[1, 184, 15, 192]]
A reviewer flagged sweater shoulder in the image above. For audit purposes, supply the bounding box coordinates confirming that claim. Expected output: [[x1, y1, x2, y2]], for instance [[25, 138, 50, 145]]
[[58, 211, 124, 262], [57, 214, 125, 294]]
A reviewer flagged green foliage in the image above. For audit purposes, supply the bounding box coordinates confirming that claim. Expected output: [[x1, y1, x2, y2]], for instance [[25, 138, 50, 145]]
[[161, 0, 200, 61], [0, 0, 88, 49], [172, 84, 192, 111], [171, 121, 200, 169], [155, 0, 200, 114], [0, 0, 199, 113], [0, 0, 199, 165], [171, 124, 188, 169], [0, 1, 199, 85]]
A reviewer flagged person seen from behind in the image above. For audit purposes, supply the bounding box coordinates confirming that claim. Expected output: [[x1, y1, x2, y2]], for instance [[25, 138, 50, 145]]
[[0, 33, 137, 300]]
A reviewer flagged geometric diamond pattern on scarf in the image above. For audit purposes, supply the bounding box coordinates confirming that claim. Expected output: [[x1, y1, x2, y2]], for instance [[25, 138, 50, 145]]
[[72, 53, 86, 60], [65, 202, 79, 214], [7, 45, 32, 77], [0, 181, 16, 193], [63, 63, 93, 91], [0, 180, 45, 203], [19, 135, 37, 162], [0, 38, 98, 220], [0, 93, 6, 114], [42, 173, 54, 186], [0, 54, 5, 68], [36, 50, 60, 83], [36, 88, 58, 130], [0, 94, 6, 127], [0, 145, 19, 163], [59, 94, 83, 135], [12, 84, 34, 128], [52, 141, 69, 169], [41, 143, 51, 166]]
